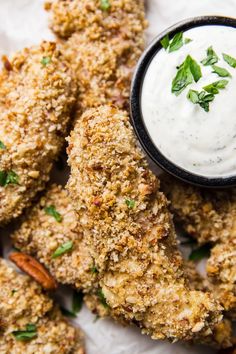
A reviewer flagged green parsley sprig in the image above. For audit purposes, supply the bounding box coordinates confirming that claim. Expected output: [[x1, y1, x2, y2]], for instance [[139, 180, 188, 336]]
[[160, 32, 192, 53], [172, 55, 202, 96], [187, 90, 215, 112], [12, 324, 37, 341], [0, 170, 19, 187], [44, 205, 62, 222], [201, 46, 218, 66], [223, 53, 236, 68], [52, 241, 73, 259]]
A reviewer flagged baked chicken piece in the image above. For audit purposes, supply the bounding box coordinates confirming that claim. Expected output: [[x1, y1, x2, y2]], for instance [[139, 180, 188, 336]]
[[0, 258, 85, 354], [66, 105, 223, 342], [161, 175, 236, 317], [46, 0, 147, 111], [0, 41, 77, 225]]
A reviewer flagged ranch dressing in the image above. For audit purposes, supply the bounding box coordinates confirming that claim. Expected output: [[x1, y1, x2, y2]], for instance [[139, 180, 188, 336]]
[[142, 25, 236, 178]]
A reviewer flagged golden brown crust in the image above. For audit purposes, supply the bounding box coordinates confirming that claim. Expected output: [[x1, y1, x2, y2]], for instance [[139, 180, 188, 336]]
[[0, 41, 77, 225], [66, 105, 222, 342], [0, 259, 85, 353], [48, 0, 147, 40], [12, 184, 95, 291], [9, 253, 58, 291], [161, 175, 236, 316], [47, 0, 147, 111]]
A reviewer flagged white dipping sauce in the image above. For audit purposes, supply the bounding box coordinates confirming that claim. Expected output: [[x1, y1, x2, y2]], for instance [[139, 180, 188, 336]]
[[142, 25, 236, 178]]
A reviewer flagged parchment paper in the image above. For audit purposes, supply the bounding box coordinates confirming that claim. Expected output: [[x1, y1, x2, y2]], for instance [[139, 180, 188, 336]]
[[1, 1, 236, 353]]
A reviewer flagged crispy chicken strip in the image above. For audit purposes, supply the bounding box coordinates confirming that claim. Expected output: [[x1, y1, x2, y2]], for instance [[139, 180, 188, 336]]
[[12, 184, 95, 291], [0, 41, 77, 225], [66, 105, 223, 342], [46, 0, 147, 111], [0, 258, 85, 354], [161, 175, 236, 315]]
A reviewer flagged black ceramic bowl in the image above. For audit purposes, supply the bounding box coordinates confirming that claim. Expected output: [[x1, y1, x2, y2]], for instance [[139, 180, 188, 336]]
[[130, 16, 236, 188]]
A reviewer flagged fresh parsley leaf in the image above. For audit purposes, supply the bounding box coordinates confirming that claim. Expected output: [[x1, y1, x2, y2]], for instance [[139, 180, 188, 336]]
[[41, 56, 51, 66], [187, 89, 215, 112], [161, 32, 192, 52], [52, 241, 73, 259], [203, 80, 229, 94], [189, 244, 211, 261], [0, 170, 19, 187], [172, 55, 202, 96], [91, 265, 99, 274], [6, 171, 19, 185], [160, 34, 169, 50], [0, 141, 6, 149], [44, 205, 62, 222], [72, 291, 83, 314], [125, 198, 135, 209], [97, 288, 109, 309], [184, 38, 192, 44], [223, 53, 236, 68], [100, 0, 110, 11], [60, 306, 76, 318], [12, 324, 37, 341], [201, 46, 219, 66], [169, 32, 183, 52], [212, 65, 231, 78]]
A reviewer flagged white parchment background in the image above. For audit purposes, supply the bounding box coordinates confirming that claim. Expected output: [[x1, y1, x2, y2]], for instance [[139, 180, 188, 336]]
[[1, 1, 236, 353]]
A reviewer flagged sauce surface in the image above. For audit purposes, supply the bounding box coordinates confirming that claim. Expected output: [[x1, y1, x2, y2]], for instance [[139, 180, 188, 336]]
[[142, 25, 236, 178]]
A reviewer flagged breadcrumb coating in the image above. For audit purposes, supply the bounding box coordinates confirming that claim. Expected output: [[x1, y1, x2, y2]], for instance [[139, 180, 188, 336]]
[[161, 175, 236, 245], [12, 184, 95, 291], [0, 41, 77, 225], [161, 175, 236, 316], [0, 259, 85, 354], [47, 0, 147, 111], [47, 0, 147, 41], [67, 105, 223, 342]]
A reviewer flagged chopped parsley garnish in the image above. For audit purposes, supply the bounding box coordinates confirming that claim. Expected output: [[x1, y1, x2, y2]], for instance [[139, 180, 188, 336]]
[[189, 244, 211, 261], [91, 265, 99, 274], [0, 170, 19, 187], [172, 55, 202, 96], [212, 65, 231, 78], [160, 34, 169, 50], [161, 32, 192, 52], [41, 56, 51, 66], [100, 0, 110, 11], [72, 291, 83, 314], [125, 198, 136, 209], [203, 79, 229, 94], [223, 53, 236, 68], [97, 288, 109, 309], [0, 141, 6, 149], [187, 89, 215, 112], [201, 46, 218, 66], [12, 324, 37, 341], [52, 241, 73, 259], [44, 205, 62, 222]]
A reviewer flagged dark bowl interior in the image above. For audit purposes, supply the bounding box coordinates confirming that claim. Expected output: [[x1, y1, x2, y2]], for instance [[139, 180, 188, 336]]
[[130, 16, 236, 188]]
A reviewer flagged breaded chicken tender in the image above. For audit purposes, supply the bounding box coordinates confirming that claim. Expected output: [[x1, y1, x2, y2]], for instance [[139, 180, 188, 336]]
[[0, 41, 77, 225], [161, 176, 236, 245], [0, 258, 85, 354], [161, 175, 236, 316], [66, 105, 223, 342], [12, 184, 95, 291], [47, 0, 147, 41], [47, 0, 147, 110]]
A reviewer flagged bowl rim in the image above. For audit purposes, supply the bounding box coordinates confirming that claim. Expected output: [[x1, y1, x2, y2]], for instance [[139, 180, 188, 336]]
[[130, 15, 236, 188]]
